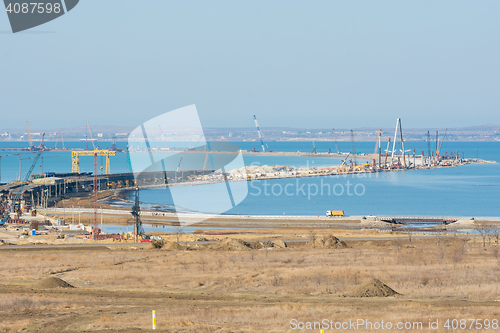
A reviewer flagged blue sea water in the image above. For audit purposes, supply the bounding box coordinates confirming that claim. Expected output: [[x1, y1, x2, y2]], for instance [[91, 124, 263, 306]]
[[1, 140, 499, 217]]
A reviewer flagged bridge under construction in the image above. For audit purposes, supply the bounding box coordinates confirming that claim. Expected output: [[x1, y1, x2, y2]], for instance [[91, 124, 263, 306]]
[[0, 169, 213, 221]]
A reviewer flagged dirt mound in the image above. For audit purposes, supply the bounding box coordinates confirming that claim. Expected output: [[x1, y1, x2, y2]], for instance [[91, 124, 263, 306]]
[[37, 277, 75, 289], [212, 238, 251, 251], [306, 235, 348, 249], [160, 241, 187, 251], [345, 278, 398, 297], [272, 240, 287, 248]]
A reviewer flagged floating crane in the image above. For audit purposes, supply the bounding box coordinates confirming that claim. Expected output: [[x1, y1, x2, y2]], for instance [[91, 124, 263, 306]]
[[253, 115, 267, 152], [311, 141, 317, 154]]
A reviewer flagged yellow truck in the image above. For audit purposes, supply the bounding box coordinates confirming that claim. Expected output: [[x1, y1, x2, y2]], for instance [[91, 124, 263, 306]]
[[326, 210, 344, 217]]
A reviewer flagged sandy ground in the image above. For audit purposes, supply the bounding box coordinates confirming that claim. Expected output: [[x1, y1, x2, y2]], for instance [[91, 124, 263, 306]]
[[1, 224, 500, 332]]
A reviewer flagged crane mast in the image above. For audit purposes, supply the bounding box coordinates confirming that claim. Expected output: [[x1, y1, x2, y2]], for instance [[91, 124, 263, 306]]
[[253, 115, 266, 152], [26, 121, 33, 150], [427, 131, 431, 157], [350, 129, 356, 166], [333, 128, 339, 154]]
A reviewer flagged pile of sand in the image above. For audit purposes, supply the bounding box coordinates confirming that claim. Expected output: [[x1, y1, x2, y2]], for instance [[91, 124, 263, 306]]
[[271, 240, 287, 248], [37, 277, 75, 289], [254, 240, 287, 249], [345, 278, 398, 297], [211, 238, 252, 251], [306, 235, 348, 249], [160, 241, 187, 251]]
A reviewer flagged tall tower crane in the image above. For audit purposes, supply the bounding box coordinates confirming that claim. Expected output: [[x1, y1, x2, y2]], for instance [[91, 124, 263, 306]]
[[253, 115, 267, 152]]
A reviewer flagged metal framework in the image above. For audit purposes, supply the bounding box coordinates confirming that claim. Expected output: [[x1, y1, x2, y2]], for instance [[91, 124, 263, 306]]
[[253, 115, 267, 152], [72, 150, 116, 174]]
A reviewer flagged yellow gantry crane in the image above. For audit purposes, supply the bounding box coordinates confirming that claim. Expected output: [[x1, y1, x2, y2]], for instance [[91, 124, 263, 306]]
[[72, 150, 116, 174]]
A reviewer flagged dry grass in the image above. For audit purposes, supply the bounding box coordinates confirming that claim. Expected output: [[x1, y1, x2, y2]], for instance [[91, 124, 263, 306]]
[[1, 231, 500, 332]]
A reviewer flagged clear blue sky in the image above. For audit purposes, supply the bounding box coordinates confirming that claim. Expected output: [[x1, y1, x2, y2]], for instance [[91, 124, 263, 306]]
[[1, 1, 499, 130]]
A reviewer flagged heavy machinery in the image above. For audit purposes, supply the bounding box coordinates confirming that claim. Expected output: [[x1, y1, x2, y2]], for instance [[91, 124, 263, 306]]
[[130, 186, 144, 242], [311, 141, 317, 154], [353, 163, 372, 172], [337, 152, 351, 173], [0, 151, 42, 225], [326, 210, 344, 217]]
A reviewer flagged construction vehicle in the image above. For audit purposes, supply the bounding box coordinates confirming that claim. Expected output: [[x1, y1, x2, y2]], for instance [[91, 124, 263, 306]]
[[353, 163, 372, 172], [326, 210, 344, 217], [0, 151, 42, 225], [337, 153, 351, 172]]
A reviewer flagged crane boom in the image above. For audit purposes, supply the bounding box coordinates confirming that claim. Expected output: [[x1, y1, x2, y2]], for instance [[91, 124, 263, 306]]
[[86, 119, 96, 150], [333, 128, 339, 154], [158, 125, 167, 149], [350, 129, 356, 166], [60, 128, 65, 149], [374, 129, 381, 155], [437, 129, 447, 158], [253, 115, 266, 152], [26, 121, 33, 150], [427, 131, 431, 157], [176, 156, 183, 172], [399, 119, 406, 167]]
